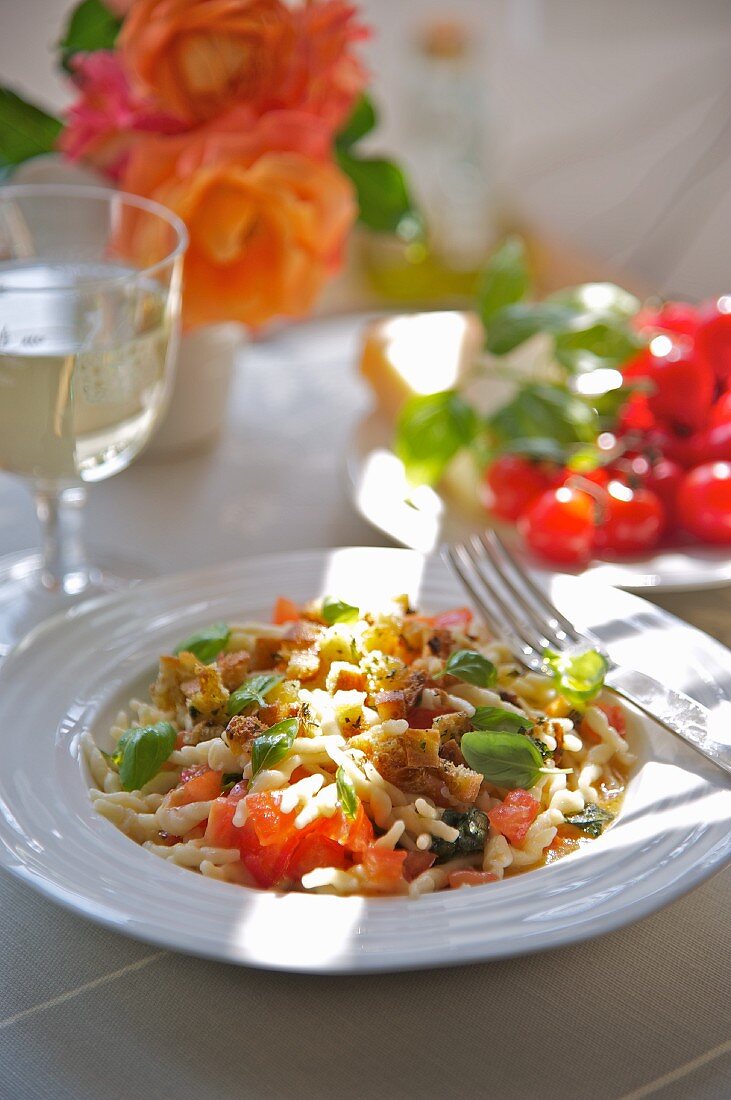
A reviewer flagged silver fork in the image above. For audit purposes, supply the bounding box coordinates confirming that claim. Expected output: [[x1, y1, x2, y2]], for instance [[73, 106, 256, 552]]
[[445, 530, 731, 780]]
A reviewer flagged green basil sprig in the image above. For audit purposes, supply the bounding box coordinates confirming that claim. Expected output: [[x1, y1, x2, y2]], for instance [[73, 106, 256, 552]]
[[565, 802, 614, 838], [336, 766, 358, 820], [395, 389, 479, 487], [543, 647, 608, 708], [439, 649, 497, 689], [174, 622, 230, 663], [471, 706, 532, 734], [477, 236, 530, 327], [250, 718, 298, 778], [461, 730, 544, 790], [107, 722, 176, 793], [321, 597, 359, 626], [227, 673, 283, 717]]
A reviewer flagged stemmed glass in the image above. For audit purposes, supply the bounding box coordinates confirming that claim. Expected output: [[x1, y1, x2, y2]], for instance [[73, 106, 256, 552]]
[[0, 184, 187, 654]]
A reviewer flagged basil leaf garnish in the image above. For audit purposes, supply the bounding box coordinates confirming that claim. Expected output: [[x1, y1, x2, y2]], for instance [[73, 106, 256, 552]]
[[174, 622, 230, 663], [471, 706, 532, 734], [227, 672, 283, 717], [543, 647, 608, 708], [477, 236, 530, 327], [461, 730, 543, 790], [250, 718, 298, 778], [440, 649, 497, 689], [565, 802, 614, 839], [336, 766, 358, 820], [114, 722, 176, 793], [395, 389, 479, 487], [321, 597, 359, 626]]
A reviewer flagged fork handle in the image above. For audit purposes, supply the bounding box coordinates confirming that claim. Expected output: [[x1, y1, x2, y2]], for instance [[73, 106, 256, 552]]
[[605, 666, 731, 780]]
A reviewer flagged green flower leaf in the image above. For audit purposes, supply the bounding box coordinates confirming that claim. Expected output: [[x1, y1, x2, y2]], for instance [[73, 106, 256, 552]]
[[485, 302, 578, 355], [461, 730, 543, 790], [336, 93, 377, 150], [250, 718, 299, 778], [227, 673, 283, 717], [477, 236, 531, 327], [174, 622, 230, 663], [488, 384, 597, 448], [336, 766, 358, 820], [440, 649, 497, 688], [554, 319, 643, 374], [565, 801, 614, 838], [0, 88, 62, 169], [321, 597, 360, 626], [113, 722, 176, 793], [59, 0, 122, 72], [395, 389, 479, 486], [544, 648, 609, 708], [337, 147, 422, 239], [471, 706, 533, 734]]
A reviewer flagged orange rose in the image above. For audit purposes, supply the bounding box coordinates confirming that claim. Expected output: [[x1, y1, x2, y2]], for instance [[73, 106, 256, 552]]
[[120, 0, 293, 123], [121, 109, 356, 329], [120, 0, 368, 130]]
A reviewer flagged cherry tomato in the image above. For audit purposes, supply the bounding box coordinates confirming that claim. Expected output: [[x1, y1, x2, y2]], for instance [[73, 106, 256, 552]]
[[481, 455, 555, 521], [644, 457, 684, 528], [638, 342, 714, 432], [710, 392, 731, 428], [617, 392, 656, 434], [594, 481, 664, 556], [634, 301, 700, 338], [677, 462, 731, 545], [644, 426, 697, 468], [694, 302, 731, 386], [687, 421, 731, 465], [519, 486, 596, 566]]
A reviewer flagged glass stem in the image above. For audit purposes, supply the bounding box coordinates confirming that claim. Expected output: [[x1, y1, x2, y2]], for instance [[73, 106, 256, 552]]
[[33, 485, 91, 595]]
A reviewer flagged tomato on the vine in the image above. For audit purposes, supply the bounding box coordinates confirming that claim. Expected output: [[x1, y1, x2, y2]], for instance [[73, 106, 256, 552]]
[[519, 486, 595, 566], [481, 455, 556, 521], [634, 301, 700, 338], [594, 481, 664, 556], [633, 343, 714, 432], [687, 422, 731, 465], [644, 457, 684, 527], [678, 462, 731, 545], [710, 392, 731, 428], [694, 302, 731, 386]]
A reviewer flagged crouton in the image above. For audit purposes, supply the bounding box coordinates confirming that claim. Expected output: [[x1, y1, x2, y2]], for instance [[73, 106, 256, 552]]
[[285, 649, 321, 682], [224, 715, 266, 749], [152, 651, 229, 719], [216, 650, 251, 691], [326, 661, 367, 694], [433, 711, 472, 742], [258, 702, 300, 726], [350, 723, 481, 808], [250, 637, 283, 671], [373, 689, 407, 722], [439, 738, 467, 767], [284, 620, 324, 649], [426, 629, 453, 658]]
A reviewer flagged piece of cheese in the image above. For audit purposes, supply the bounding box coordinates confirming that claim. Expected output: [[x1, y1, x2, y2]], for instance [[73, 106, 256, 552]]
[[359, 310, 483, 421]]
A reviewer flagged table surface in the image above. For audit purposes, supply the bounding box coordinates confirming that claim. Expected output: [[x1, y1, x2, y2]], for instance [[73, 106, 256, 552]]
[[0, 316, 729, 1100]]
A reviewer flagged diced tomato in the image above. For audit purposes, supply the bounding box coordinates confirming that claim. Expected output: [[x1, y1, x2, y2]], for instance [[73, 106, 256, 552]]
[[361, 844, 407, 886], [403, 850, 437, 882], [237, 819, 299, 888], [308, 803, 375, 853], [598, 703, 626, 736], [183, 823, 207, 841], [346, 803, 376, 853], [168, 767, 223, 807], [204, 798, 240, 848], [448, 870, 498, 888], [488, 789, 541, 846], [245, 791, 298, 847], [272, 597, 300, 625], [227, 781, 248, 802], [289, 765, 309, 784], [406, 705, 453, 729], [430, 607, 473, 632], [288, 835, 349, 880]]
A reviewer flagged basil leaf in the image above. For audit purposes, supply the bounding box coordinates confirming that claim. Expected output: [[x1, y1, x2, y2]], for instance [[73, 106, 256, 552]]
[[497, 436, 569, 465], [477, 236, 530, 327], [547, 282, 640, 320], [527, 734, 552, 762], [59, 0, 122, 71], [471, 706, 532, 734], [461, 730, 543, 790], [0, 88, 62, 169], [321, 597, 359, 626], [544, 648, 608, 708], [227, 672, 283, 717], [565, 801, 614, 838], [396, 390, 479, 486], [250, 718, 298, 778], [440, 649, 497, 688], [337, 147, 422, 239], [116, 722, 176, 793], [174, 622, 230, 663], [431, 807, 488, 863], [485, 302, 578, 356], [554, 319, 643, 374], [336, 766, 358, 820], [336, 93, 377, 150], [489, 384, 597, 448]]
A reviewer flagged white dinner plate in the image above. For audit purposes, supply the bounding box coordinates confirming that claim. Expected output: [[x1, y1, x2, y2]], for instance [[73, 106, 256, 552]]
[[347, 410, 731, 592], [0, 547, 730, 973]]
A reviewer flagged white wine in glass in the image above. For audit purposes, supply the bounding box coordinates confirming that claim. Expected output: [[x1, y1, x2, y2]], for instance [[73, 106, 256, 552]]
[[0, 185, 187, 653]]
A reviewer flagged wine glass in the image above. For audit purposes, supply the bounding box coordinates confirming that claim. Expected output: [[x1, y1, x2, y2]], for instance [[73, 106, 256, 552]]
[[0, 183, 187, 654]]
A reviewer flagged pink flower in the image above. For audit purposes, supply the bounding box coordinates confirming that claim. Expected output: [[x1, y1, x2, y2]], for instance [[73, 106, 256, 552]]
[[59, 51, 187, 181]]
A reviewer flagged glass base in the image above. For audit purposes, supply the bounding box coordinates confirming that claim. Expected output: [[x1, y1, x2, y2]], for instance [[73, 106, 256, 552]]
[[0, 550, 156, 658]]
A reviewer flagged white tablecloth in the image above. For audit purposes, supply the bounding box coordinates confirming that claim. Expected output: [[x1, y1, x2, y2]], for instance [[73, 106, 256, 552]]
[[0, 316, 729, 1100]]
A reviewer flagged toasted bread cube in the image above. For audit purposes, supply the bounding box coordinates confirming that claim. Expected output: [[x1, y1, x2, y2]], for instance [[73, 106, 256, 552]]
[[269, 678, 301, 707], [318, 628, 358, 668], [216, 650, 251, 691], [285, 649, 320, 682], [225, 714, 266, 748], [284, 620, 324, 649], [433, 711, 472, 741], [326, 661, 367, 694], [258, 702, 300, 726], [333, 690, 368, 735], [250, 637, 282, 671], [374, 689, 407, 723], [440, 760, 482, 805]]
